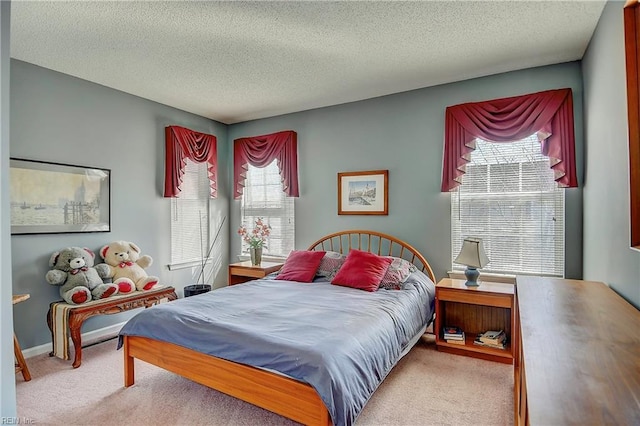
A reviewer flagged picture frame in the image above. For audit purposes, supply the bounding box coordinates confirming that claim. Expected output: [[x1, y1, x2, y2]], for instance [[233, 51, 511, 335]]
[[338, 170, 388, 215], [10, 158, 111, 235]]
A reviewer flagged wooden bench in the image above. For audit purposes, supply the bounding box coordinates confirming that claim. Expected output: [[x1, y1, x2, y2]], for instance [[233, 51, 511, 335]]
[[47, 286, 177, 368]]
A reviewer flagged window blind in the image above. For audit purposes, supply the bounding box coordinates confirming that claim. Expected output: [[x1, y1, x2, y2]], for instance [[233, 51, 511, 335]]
[[241, 160, 295, 258], [451, 135, 565, 277], [170, 159, 211, 265]]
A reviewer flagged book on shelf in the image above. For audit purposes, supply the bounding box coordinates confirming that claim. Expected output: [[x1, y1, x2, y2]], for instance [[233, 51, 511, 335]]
[[444, 333, 465, 340], [474, 332, 507, 349], [478, 330, 506, 345], [442, 325, 464, 340], [445, 338, 466, 345]]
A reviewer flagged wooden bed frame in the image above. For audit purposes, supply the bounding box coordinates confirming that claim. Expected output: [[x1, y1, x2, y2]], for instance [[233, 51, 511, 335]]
[[123, 230, 436, 426]]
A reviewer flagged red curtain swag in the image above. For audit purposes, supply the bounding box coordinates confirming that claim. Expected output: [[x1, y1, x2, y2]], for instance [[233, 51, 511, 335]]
[[441, 88, 577, 192], [234, 130, 299, 199], [164, 125, 217, 198]]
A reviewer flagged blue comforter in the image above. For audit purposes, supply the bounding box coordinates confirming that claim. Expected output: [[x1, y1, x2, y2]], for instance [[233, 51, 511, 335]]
[[118, 271, 435, 426]]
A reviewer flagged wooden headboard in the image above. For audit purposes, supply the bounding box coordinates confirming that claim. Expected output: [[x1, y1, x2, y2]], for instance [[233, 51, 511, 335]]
[[307, 229, 436, 283]]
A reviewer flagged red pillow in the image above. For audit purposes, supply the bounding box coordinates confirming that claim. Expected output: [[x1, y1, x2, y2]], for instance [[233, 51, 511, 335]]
[[331, 249, 393, 292], [275, 250, 326, 283]]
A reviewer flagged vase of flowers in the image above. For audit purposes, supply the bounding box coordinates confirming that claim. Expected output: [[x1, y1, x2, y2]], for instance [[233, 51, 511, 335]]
[[238, 218, 271, 266], [249, 247, 262, 266]]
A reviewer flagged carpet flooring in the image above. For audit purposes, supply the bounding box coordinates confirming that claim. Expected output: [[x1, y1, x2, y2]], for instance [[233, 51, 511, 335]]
[[16, 335, 513, 425]]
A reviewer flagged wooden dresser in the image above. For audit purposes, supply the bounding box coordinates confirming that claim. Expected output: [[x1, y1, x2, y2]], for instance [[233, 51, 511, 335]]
[[514, 276, 640, 425]]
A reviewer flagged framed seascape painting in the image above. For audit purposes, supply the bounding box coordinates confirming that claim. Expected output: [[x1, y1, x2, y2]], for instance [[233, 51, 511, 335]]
[[10, 158, 111, 235], [337, 169, 388, 215]]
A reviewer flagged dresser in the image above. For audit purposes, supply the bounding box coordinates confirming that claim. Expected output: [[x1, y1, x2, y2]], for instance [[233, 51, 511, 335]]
[[514, 276, 640, 425]]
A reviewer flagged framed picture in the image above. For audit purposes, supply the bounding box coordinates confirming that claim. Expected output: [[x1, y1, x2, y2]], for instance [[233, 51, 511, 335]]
[[338, 170, 388, 215], [10, 158, 111, 235]]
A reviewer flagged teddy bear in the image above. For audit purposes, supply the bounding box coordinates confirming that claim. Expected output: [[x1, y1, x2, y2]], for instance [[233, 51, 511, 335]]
[[46, 247, 119, 305], [98, 241, 159, 293]]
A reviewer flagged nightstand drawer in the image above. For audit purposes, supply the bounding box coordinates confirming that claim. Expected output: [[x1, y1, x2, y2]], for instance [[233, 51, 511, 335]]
[[228, 261, 284, 285], [437, 287, 513, 308]]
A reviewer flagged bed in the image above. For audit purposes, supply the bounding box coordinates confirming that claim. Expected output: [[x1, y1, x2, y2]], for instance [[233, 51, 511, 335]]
[[119, 230, 436, 426]]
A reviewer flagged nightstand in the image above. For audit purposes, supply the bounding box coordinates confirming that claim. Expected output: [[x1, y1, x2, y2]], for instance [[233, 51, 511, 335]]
[[434, 278, 517, 364], [228, 260, 284, 285]]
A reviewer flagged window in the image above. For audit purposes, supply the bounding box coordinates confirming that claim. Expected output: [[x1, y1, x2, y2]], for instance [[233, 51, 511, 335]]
[[451, 135, 565, 276], [170, 159, 212, 267], [241, 160, 295, 258]]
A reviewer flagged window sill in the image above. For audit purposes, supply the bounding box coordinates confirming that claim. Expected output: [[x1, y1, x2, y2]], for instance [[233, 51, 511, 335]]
[[167, 259, 213, 271], [448, 270, 564, 284], [447, 270, 516, 284], [237, 254, 287, 263]]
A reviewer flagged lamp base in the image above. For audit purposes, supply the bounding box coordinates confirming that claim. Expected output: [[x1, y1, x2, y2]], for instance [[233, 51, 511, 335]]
[[464, 267, 480, 286]]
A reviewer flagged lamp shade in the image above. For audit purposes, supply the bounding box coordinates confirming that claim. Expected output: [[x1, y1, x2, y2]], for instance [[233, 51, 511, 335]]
[[454, 238, 489, 268]]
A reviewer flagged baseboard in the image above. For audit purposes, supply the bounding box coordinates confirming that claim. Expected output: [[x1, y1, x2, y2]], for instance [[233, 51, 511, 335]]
[[22, 321, 126, 359]]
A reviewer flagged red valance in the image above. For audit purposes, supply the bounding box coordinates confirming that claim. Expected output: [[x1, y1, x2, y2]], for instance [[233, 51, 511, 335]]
[[164, 125, 217, 198], [441, 88, 577, 192], [234, 130, 299, 199]]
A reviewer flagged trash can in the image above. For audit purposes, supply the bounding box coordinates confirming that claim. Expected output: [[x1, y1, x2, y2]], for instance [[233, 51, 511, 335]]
[[184, 284, 212, 297]]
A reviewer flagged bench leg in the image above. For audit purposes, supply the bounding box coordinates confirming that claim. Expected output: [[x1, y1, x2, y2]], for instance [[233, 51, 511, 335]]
[[69, 319, 83, 368], [47, 306, 55, 356]]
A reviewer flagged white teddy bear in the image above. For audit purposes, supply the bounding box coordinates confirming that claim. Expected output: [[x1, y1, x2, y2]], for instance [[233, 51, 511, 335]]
[[98, 241, 159, 293]]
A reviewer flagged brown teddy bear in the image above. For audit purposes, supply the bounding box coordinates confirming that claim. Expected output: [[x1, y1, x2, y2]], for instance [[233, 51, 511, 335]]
[[98, 241, 159, 293]]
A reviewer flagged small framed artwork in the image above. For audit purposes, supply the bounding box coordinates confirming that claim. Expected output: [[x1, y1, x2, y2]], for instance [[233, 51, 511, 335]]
[[10, 158, 111, 235], [338, 169, 388, 215]]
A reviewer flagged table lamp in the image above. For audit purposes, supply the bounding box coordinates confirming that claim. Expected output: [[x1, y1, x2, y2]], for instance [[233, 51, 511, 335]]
[[454, 237, 489, 286]]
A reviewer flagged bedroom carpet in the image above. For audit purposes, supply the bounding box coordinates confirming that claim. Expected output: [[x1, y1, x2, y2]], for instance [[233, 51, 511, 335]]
[[16, 334, 513, 425]]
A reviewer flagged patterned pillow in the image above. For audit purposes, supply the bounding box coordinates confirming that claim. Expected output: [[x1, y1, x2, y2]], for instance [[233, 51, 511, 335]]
[[316, 251, 346, 279], [378, 257, 418, 290]]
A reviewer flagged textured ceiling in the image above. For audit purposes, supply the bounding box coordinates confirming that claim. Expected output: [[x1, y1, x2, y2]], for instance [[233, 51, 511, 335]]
[[10, 1, 606, 124]]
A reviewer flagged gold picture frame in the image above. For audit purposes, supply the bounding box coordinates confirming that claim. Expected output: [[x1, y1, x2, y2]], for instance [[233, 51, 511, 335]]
[[337, 170, 388, 215]]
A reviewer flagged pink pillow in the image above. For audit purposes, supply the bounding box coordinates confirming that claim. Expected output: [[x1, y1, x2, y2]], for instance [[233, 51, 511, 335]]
[[331, 249, 393, 292], [275, 250, 326, 283]]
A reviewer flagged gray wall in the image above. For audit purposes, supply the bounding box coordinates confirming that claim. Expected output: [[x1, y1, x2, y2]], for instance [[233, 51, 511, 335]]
[[228, 62, 585, 282], [10, 60, 230, 350], [582, 0, 640, 308]]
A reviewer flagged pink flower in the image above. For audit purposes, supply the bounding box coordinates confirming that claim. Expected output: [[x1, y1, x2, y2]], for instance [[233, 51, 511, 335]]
[[238, 218, 272, 249]]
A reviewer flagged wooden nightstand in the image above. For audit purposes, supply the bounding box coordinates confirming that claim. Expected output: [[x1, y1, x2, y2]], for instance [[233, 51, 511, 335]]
[[434, 278, 517, 364], [228, 260, 284, 285]]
